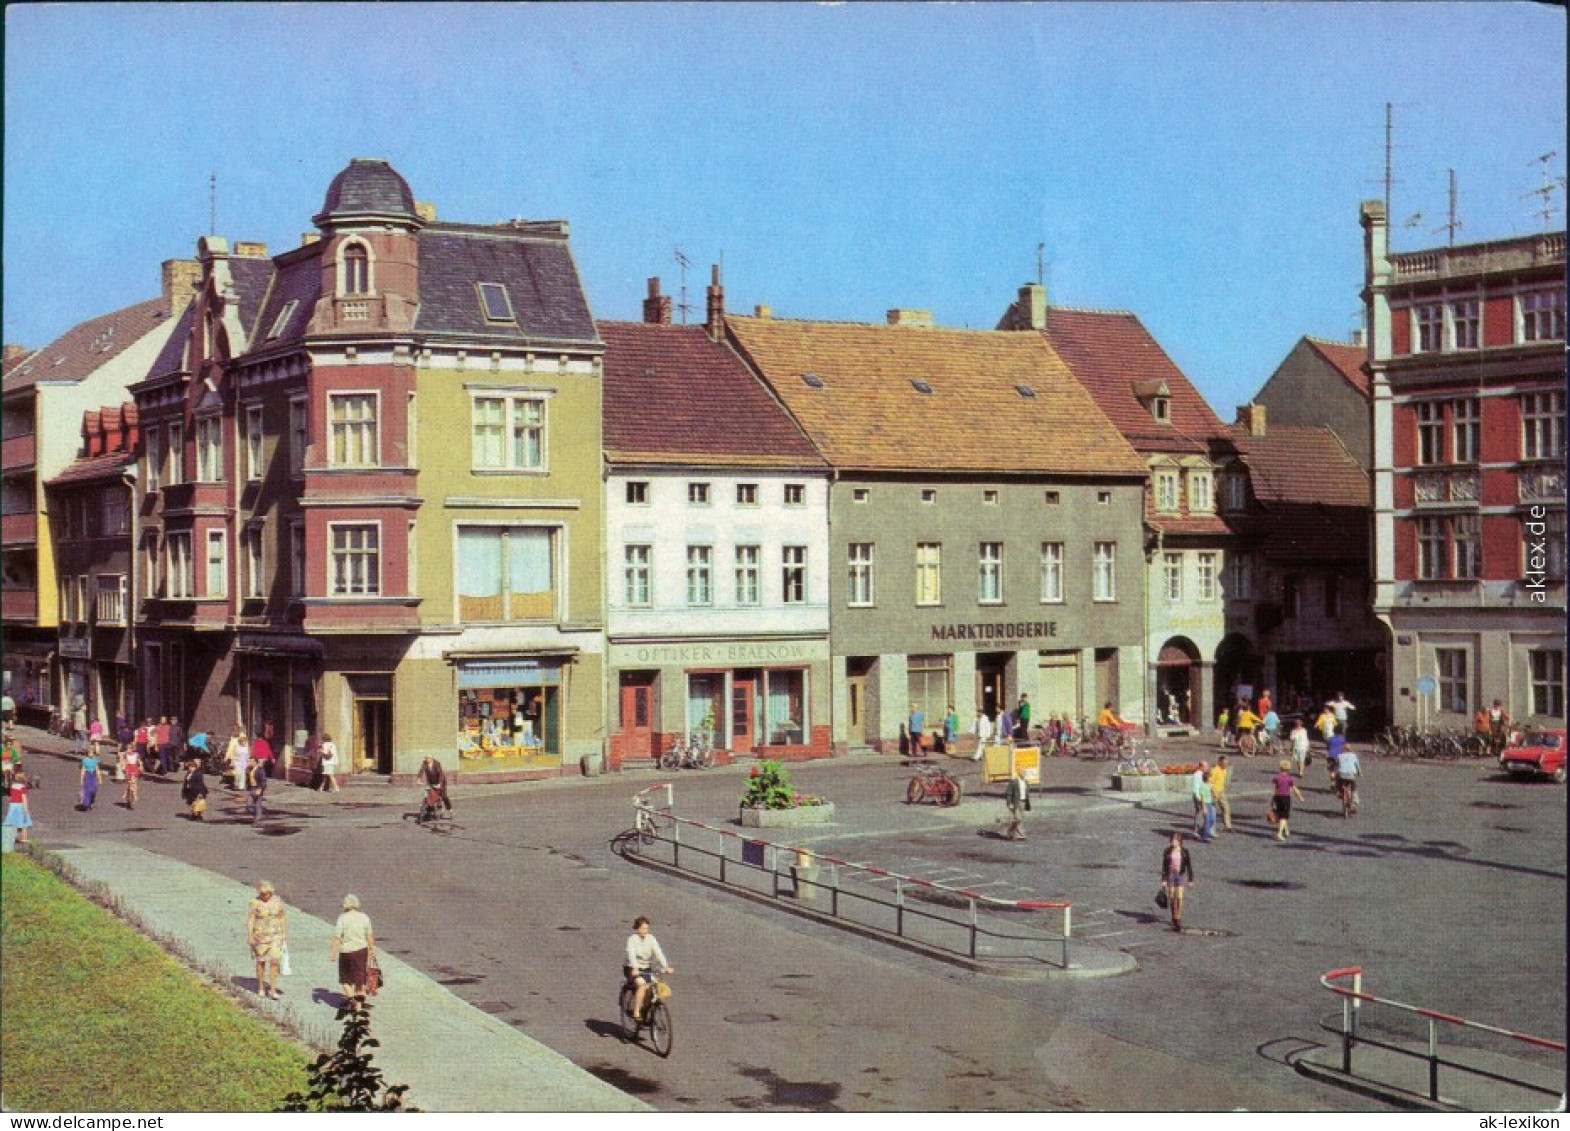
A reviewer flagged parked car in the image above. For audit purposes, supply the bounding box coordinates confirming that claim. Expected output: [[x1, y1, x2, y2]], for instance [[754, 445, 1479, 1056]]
[[1499, 729, 1567, 784]]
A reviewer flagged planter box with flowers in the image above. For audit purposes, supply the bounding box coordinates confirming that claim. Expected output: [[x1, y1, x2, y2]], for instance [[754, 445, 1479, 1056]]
[[738, 760, 835, 827]]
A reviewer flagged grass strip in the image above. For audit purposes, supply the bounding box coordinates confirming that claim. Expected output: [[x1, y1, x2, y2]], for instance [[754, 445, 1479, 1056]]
[[1, 853, 311, 1112]]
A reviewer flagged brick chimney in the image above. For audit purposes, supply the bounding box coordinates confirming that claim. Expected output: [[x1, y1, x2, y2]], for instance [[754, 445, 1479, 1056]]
[[415, 201, 438, 223], [643, 277, 673, 325], [234, 241, 269, 259], [754, 304, 772, 319], [1237, 402, 1267, 437], [887, 308, 934, 328], [705, 265, 725, 342], [162, 259, 202, 313], [4, 343, 29, 365], [83, 409, 104, 457], [1017, 283, 1046, 330], [123, 403, 140, 453]]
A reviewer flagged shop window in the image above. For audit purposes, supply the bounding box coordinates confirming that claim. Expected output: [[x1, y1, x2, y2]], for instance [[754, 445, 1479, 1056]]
[[686, 673, 724, 745], [907, 654, 950, 737], [763, 669, 807, 746], [457, 526, 553, 619]]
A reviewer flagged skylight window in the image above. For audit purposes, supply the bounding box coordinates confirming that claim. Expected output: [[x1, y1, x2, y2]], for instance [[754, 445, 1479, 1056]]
[[802, 372, 826, 389], [911, 379, 933, 395], [477, 282, 516, 324], [267, 300, 299, 341], [1016, 384, 1037, 399]]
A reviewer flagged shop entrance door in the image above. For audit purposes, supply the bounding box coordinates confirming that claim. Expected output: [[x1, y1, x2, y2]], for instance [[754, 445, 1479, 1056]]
[[730, 678, 755, 755], [847, 672, 867, 744], [355, 697, 392, 774], [976, 655, 1008, 720], [619, 675, 655, 760]]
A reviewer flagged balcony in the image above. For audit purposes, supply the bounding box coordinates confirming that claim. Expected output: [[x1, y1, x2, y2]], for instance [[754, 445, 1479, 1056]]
[[1392, 232, 1565, 280], [2, 511, 38, 545], [1413, 469, 1481, 506], [1519, 464, 1566, 504], [2, 432, 36, 471], [1, 586, 38, 622]]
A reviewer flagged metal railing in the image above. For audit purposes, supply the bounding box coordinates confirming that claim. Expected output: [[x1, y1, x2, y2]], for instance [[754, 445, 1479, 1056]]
[[1320, 966, 1566, 1106], [631, 784, 1075, 968]]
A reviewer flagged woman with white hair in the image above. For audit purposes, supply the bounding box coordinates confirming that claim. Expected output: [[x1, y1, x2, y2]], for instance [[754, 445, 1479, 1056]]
[[246, 880, 288, 999], [332, 893, 376, 1007]]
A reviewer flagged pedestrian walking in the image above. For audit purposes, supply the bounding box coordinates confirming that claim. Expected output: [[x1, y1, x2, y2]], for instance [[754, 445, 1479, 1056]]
[[1190, 760, 1209, 833], [1003, 766, 1030, 840], [1328, 691, 1355, 735], [120, 743, 142, 809], [1487, 700, 1510, 758], [973, 706, 994, 758], [944, 704, 960, 748], [908, 703, 925, 755], [251, 727, 275, 780], [155, 717, 175, 774], [4, 771, 35, 844], [1270, 759, 1305, 842], [246, 881, 288, 999], [1326, 730, 1346, 788], [1160, 831, 1194, 933], [79, 749, 102, 810], [1015, 694, 1031, 740], [134, 718, 151, 766], [168, 717, 186, 772], [1217, 706, 1232, 748], [181, 758, 209, 820], [226, 728, 250, 793], [332, 894, 377, 1008], [72, 701, 88, 753], [1211, 755, 1233, 833], [246, 757, 268, 825], [1290, 719, 1311, 776], [1196, 769, 1217, 841], [316, 733, 341, 792]]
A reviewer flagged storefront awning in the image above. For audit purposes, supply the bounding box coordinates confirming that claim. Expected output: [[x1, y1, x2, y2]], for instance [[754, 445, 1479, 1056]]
[[457, 659, 567, 688]]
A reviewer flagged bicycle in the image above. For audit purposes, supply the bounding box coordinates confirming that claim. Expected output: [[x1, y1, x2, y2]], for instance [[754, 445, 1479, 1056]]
[[661, 735, 714, 771], [633, 799, 672, 845], [405, 785, 449, 826], [1335, 774, 1359, 818], [905, 762, 963, 807], [1115, 757, 1160, 776], [618, 972, 674, 1057]]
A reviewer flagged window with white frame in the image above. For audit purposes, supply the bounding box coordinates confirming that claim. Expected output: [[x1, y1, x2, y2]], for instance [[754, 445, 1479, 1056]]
[[1520, 289, 1566, 343], [782, 545, 807, 604], [341, 243, 370, 296], [1222, 470, 1247, 511], [1414, 303, 1444, 353], [1163, 552, 1183, 603], [289, 396, 307, 474], [1418, 516, 1447, 579], [58, 576, 72, 622], [455, 526, 552, 618], [688, 482, 710, 506], [289, 521, 305, 598], [784, 483, 805, 506], [243, 524, 264, 599], [205, 529, 227, 597], [472, 394, 545, 470], [143, 532, 160, 597], [735, 544, 761, 606], [167, 422, 184, 485], [1452, 398, 1480, 462], [1188, 469, 1214, 513], [1155, 469, 1180, 512], [625, 481, 649, 505], [1450, 299, 1480, 350], [166, 532, 193, 599], [978, 542, 1003, 604], [1093, 542, 1117, 602], [76, 575, 87, 622], [1197, 552, 1218, 601], [196, 416, 223, 482], [1417, 401, 1445, 465], [685, 545, 712, 606], [96, 575, 128, 625], [1530, 649, 1565, 718], [1039, 542, 1063, 603], [916, 543, 942, 606], [623, 544, 651, 606], [144, 426, 163, 491], [1437, 648, 1468, 713], [1227, 553, 1252, 600], [1522, 391, 1566, 460], [103, 490, 128, 537], [244, 404, 264, 480], [329, 394, 378, 466], [848, 543, 874, 606], [736, 483, 758, 506], [407, 519, 417, 596], [330, 523, 381, 597]]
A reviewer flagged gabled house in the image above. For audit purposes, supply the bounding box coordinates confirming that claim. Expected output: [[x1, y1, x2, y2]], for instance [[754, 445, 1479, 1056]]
[[600, 278, 832, 768], [1254, 335, 1372, 469], [728, 303, 1148, 751]]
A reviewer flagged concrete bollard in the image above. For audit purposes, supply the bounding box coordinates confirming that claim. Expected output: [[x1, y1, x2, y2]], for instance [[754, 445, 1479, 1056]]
[[791, 848, 819, 901]]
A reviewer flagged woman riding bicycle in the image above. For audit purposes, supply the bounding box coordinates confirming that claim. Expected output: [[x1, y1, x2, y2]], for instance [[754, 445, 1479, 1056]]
[[624, 916, 673, 1022]]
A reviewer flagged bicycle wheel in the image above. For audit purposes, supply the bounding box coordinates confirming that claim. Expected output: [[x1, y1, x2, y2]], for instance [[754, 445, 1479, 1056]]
[[618, 984, 639, 1040], [906, 776, 926, 804], [636, 813, 656, 846], [696, 746, 714, 769], [1239, 733, 1257, 756], [648, 999, 674, 1057], [940, 777, 962, 807]]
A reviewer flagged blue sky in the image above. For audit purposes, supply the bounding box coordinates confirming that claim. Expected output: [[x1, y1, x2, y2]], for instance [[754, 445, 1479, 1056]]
[[5, 2, 1565, 415]]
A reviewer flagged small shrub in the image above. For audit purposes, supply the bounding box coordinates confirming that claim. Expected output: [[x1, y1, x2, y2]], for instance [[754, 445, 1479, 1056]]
[[281, 1003, 416, 1112], [740, 760, 797, 810]]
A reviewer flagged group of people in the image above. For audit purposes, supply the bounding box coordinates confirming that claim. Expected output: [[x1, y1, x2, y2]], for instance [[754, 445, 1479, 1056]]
[[1218, 689, 1356, 756], [246, 881, 379, 1008], [1473, 699, 1516, 757]]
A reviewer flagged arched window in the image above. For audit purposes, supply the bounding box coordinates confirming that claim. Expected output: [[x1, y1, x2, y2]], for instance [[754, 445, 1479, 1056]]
[[342, 244, 370, 295]]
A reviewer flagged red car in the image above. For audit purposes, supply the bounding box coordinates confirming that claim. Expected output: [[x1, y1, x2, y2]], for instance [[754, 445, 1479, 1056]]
[[1499, 729, 1567, 784]]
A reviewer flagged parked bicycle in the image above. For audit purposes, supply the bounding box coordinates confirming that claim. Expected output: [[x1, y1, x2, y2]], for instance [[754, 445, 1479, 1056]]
[[905, 762, 963, 807], [618, 972, 674, 1057], [1115, 757, 1160, 776], [661, 734, 714, 771]]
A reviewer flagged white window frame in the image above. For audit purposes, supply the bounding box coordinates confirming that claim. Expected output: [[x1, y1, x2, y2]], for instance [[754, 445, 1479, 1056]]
[[1163, 551, 1183, 603], [782, 545, 807, 605], [1530, 649, 1565, 718], [471, 391, 548, 472], [1039, 542, 1063, 603], [1155, 469, 1180, 513], [783, 483, 806, 507], [205, 528, 227, 598], [95, 574, 128, 625], [196, 415, 223, 482], [340, 241, 372, 297], [1093, 542, 1117, 602], [143, 532, 161, 597], [626, 481, 649, 506], [1197, 551, 1218, 602], [916, 542, 942, 606], [848, 542, 874, 607], [1519, 289, 1566, 343], [166, 532, 193, 599], [978, 542, 1003, 604], [144, 425, 163, 492], [244, 403, 264, 481], [329, 522, 382, 597], [1188, 470, 1214, 513], [736, 483, 758, 507], [243, 524, 264, 600], [688, 482, 711, 506], [1436, 647, 1469, 713], [288, 396, 308, 475], [686, 544, 713, 606], [166, 421, 184, 485], [1522, 391, 1566, 461], [624, 544, 652, 607], [734, 544, 760, 607], [328, 392, 380, 468]]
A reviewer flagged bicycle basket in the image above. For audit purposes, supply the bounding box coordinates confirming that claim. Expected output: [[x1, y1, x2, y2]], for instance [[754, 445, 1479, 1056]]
[[655, 981, 673, 1000]]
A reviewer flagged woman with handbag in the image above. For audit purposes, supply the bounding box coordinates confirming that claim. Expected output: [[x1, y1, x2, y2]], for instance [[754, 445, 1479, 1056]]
[[1159, 830, 1194, 933], [332, 894, 377, 1009]]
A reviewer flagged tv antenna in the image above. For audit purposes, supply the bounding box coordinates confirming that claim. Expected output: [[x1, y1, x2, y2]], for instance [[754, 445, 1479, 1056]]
[[210, 172, 217, 236], [1432, 169, 1462, 246], [673, 248, 695, 325], [1525, 151, 1566, 230]]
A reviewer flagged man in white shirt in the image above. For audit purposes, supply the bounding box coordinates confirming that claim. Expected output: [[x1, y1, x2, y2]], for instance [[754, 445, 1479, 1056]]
[[1191, 761, 1209, 833]]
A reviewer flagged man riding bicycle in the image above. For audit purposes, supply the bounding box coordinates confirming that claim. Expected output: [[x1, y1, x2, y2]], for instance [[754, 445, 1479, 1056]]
[[624, 916, 673, 1022], [1334, 746, 1361, 814], [416, 754, 452, 813]]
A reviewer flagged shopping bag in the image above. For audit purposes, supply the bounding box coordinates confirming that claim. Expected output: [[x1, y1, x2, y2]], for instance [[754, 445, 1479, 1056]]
[[1155, 887, 1169, 909]]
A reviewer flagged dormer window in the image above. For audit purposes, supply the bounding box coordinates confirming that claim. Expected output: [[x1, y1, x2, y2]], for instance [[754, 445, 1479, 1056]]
[[1152, 396, 1171, 423], [267, 300, 299, 341], [1133, 379, 1172, 424], [341, 243, 370, 296], [477, 282, 516, 324]]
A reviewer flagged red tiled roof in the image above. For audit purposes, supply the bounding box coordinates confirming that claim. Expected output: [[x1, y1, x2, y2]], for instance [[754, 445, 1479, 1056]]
[[2, 298, 172, 395], [1039, 307, 1231, 454], [46, 450, 136, 487], [1148, 513, 1236, 538], [1305, 337, 1370, 397], [725, 317, 1144, 476], [1235, 424, 1368, 508], [600, 322, 826, 468]]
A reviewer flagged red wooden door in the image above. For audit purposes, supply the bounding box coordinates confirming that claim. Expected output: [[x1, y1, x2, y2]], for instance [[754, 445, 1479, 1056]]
[[621, 680, 653, 759], [730, 681, 755, 755]]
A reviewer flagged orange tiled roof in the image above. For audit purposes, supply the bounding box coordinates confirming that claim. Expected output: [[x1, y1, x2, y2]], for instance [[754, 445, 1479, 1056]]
[[1305, 337, 1370, 397], [47, 450, 137, 487], [2, 298, 171, 396], [1038, 306, 1231, 455], [725, 317, 1144, 477], [1234, 423, 1368, 509]]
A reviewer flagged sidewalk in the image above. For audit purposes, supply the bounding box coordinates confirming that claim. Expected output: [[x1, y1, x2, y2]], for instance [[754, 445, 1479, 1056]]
[[44, 841, 647, 1113]]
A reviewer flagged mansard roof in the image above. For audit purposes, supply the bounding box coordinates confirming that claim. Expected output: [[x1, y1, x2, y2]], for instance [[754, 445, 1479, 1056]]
[[314, 158, 420, 228]]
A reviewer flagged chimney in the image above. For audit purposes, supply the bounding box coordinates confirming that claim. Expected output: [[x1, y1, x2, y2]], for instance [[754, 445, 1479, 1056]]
[[415, 201, 437, 223], [102, 405, 122, 454], [83, 409, 104, 457], [4, 343, 29, 364], [754, 304, 772, 319], [123, 403, 140, 453], [301, 232, 322, 246], [1017, 283, 1047, 330], [1237, 402, 1267, 437], [234, 241, 269, 259], [705, 264, 724, 342], [886, 308, 934, 328], [161, 259, 202, 312], [643, 277, 673, 325], [1350, 328, 1366, 347]]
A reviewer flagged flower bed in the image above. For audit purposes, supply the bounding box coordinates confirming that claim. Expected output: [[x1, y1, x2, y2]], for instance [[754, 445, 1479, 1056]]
[[738, 760, 833, 826]]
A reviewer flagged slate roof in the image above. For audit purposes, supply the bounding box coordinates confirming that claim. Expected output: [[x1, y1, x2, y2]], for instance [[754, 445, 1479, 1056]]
[[3, 298, 173, 396], [1305, 336, 1370, 397], [47, 450, 136, 487], [600, 322, 825, 468], [725, 317, 1144, 476], [1234, 423, 1370, 561], [412, 224, 599, 346], [246, 250, 321, 354], [315, 158, 419, 223], [1037, 307, 1232, 455], [144, 304, 196, 381], [226, 257, 276, 340]]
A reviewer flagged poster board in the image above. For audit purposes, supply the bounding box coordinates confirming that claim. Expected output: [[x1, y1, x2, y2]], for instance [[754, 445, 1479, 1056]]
[[982, 744, 1040, 785]]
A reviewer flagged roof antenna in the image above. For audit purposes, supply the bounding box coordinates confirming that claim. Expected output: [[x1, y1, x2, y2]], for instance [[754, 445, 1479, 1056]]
[[1525, 151, 1566, 230], [210, 172, 217, 236], [1432, 169, 1462, 246], [674, 248, 694, 325], [1036, 242, 1045, 288]]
